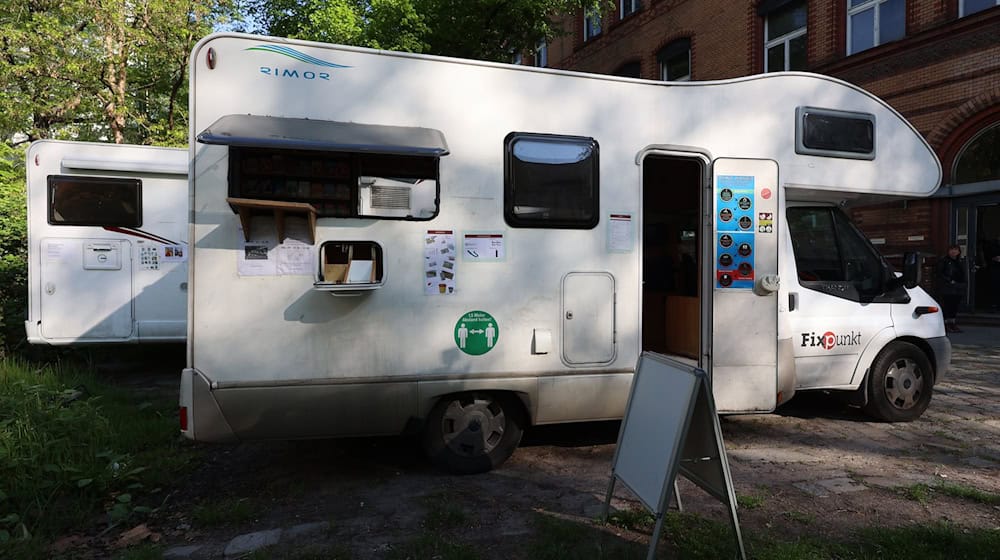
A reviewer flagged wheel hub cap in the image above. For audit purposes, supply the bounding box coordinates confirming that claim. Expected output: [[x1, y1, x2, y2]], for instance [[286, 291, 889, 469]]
[[883, 358, 923, 410], [440, 398, 506, 457]]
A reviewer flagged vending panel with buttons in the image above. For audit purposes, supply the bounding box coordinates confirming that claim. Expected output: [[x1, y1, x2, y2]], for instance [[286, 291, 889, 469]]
[[710, 159, 780, 413]]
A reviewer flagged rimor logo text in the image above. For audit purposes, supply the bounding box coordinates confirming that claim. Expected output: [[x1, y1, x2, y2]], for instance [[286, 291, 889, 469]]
[[801, 331, 861, 350]]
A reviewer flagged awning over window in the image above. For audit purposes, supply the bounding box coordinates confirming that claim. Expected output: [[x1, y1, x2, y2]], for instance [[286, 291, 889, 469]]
[[196, 115, 449, 157]]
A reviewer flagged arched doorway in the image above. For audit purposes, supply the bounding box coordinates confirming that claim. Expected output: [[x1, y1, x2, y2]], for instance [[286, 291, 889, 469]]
[[950, 121, 1000, 312]]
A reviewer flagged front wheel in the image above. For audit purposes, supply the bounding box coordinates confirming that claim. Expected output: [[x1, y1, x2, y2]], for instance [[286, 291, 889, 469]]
[[422, 392, 525, 475], [864, 341, 934, 422]]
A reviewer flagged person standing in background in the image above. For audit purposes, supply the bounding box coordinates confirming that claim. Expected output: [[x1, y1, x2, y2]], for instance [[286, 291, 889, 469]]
[[936, 244, 967, 332]]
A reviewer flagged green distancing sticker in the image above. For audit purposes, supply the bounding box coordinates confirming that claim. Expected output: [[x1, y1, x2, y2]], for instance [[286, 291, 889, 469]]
[[454, 310, 499, 355]]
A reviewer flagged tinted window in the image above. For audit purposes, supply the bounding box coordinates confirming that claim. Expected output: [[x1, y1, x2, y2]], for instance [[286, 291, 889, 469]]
[[504, 133, 599, 229], [797, 107, 875, 159], [787, 207, 901, 302], [48, 175, 141, 227]]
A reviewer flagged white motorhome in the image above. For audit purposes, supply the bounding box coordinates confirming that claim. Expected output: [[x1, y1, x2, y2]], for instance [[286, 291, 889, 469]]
[[25, 140, 188, 345], [181, 33, 950, 473]]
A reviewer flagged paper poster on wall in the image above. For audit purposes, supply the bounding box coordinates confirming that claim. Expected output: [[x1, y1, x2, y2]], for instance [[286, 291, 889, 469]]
[[463, 232, 505, 262], [275, 219, 315, 276], [425, 230, 456, 295], [237, 222, 278, 276], [608, 212, 634, 253], [161, 244, 187, 263], [139, 246, 160, 270]]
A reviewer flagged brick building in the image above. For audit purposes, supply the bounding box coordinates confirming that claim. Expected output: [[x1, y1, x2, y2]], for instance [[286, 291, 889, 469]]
[[536, 1, 1000, 311]]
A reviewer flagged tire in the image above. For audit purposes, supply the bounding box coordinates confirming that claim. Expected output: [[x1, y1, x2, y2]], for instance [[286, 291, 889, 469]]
[[863, 341, 934, 422], [422, 392, 525, 475]]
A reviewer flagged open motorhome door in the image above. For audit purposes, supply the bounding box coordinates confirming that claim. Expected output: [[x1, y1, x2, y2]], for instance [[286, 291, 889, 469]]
[[710, 158, 781, 413]]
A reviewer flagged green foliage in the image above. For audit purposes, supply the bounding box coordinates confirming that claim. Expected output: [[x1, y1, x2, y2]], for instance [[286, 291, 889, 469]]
[[0, 144, 27, 355], [935, 481, 1000, 505], [857, 521, 1000, 560], [385, 533, 480, 560], [0, 0, 233, 144], [0, 358, 193, 555], [241, 0, 603, 61]]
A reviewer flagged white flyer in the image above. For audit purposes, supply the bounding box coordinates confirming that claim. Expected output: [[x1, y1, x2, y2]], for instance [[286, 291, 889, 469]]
[[463, 232, 506, 262], [608, 212, 634, 253]]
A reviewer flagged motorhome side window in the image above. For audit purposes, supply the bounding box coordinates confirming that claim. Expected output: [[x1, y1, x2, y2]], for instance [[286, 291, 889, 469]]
[[229, 147, 439, 220], [47, 175, 141, 227], [787, 207, 901, 302], [504, 133, 599, 229]]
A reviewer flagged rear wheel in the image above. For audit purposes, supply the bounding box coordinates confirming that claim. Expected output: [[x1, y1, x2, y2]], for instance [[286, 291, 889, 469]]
[[864, 342, 934, 422], [422, 392, 525, 474]]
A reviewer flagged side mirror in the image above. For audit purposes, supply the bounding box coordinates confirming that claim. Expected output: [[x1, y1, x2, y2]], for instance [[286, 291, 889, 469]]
[[902, 252, 922, 289]]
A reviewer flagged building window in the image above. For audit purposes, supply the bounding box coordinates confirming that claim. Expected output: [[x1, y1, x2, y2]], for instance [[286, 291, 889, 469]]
[[960, 0, 999, 16], [534, 42, 547, 67], [504, 133, 599, 229], [658, 39, 691, 81], [847, 0, 905, 55], [621, 0, 641, 18], [614, 61, 642, 78], [953, 123, 1000, 184], [763, 1, 807, 72], [48, 175, 142, 227], [584, 8, 602, 41]]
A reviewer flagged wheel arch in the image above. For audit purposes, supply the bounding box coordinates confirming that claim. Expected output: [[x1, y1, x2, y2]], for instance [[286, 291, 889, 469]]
[[851, 335, 938, 408], [416, 380, 537, 426]]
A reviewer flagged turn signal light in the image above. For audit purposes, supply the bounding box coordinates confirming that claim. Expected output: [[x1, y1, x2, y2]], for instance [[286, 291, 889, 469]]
[[914, 306, 939, 316]]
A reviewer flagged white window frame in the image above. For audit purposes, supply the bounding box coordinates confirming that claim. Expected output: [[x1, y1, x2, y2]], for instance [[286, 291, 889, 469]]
[[534, 42, 548, 68], [763, 5, 807, 72], [659, 50, 690, 81], [847, 0, 904, 56], [621, 0, 641, 18], [960, 0, 999, 16]]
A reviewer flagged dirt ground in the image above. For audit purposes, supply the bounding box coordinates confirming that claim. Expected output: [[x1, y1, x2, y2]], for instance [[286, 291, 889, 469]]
[[81, 334, 1000, 558]]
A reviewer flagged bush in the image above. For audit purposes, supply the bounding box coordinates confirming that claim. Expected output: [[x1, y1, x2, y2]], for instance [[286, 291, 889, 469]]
[[0, 358, 190, 555], [0, 143, 27, 356]]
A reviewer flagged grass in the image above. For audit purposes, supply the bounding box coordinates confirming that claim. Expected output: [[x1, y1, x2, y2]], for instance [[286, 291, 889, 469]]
[[191, 496, 261, 527], [421, 492, 468, 531], [0, 357, 196, 559], [899, 481, 1000, 506], [527, 511, 1000, 560], [737, 493, 766, 510], [901, 483, 933, 504], [386, 533, 480, 560], [935, 481, 1000, 505]]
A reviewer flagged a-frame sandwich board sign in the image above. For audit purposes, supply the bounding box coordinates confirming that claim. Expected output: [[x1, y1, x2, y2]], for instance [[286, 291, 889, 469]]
[[603, 352, 746, 560]]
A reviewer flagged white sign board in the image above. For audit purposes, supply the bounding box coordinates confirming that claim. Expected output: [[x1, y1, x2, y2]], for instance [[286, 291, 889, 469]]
[[605, 352, 746, 560]]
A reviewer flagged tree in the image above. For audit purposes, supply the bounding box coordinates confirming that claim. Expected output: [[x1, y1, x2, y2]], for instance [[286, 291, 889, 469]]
[[0, 0, 233, 145], [240, 0, 602, 62]]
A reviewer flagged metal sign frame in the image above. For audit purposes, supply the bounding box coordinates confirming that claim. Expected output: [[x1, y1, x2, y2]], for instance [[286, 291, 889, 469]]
[[603, 352, 746, 560]]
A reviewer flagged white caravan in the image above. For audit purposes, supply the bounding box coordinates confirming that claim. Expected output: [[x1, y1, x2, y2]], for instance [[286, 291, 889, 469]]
[[181, 33, 950, 473], [25, 140, 188, 345]]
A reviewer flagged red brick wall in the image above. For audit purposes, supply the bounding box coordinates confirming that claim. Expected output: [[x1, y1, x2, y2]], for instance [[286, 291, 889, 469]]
[[544, 2, 1000, 272]]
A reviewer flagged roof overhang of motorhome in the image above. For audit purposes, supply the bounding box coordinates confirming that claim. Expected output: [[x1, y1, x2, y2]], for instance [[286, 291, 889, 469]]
[[196, 115, 450, 157]]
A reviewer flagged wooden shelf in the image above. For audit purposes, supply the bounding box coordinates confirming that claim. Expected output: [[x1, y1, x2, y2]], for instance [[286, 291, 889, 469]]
[[226, 197, 317, 244]]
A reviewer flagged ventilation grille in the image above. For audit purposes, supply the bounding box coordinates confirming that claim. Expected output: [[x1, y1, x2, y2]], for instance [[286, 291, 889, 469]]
[[371, 185, 411, 209]]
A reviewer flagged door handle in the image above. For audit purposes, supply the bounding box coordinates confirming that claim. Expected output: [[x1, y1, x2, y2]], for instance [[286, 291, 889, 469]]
[[788, 292, 798, 312]]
